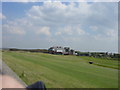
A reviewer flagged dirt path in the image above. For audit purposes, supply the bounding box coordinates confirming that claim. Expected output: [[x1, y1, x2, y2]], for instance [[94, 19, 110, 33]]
[[0, 59, 27, 87]]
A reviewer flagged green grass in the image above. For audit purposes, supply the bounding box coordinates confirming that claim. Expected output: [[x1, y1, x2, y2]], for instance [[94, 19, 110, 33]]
[[2, 51, 118, 88]]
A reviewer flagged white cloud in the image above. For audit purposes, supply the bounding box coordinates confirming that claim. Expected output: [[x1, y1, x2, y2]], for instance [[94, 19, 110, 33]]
[[106, 29, 118, 39], [92, 0, 119, 2], [3, 2, 117, 37], [2, 0, 120, 2], [3, 0, 41, 2], [90, 26, 98, 31], [11, 27, 25, 35], [64, 26, 73, 35], [2, 2, 118, 52], [3, 24, 25, 35], [93, 29, 118, 41], [55, 31, 62, 35], [36, 26, 51, 36], [55, 25, 86, 36], [0, 13, 6, 20], [76, 26, 86, 35]]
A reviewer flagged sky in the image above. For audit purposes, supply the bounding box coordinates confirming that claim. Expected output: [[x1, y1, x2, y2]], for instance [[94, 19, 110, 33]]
[[1, 1, 118, 53]]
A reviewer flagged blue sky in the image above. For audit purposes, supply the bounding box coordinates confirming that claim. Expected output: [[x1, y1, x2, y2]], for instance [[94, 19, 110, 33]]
[[1, 2, 118, 53]]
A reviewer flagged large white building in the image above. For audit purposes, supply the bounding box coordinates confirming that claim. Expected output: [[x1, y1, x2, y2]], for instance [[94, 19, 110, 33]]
[[48, 46, 75, 55], [48, 46, 65, 54]]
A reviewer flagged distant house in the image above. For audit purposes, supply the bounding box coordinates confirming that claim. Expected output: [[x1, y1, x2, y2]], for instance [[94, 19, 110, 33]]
[[64, 47, 70, 55], [69, 49, 75, 55], [48, 46, 65, 55], [75, 51, 90, 56], [48, 46, 75, 55]]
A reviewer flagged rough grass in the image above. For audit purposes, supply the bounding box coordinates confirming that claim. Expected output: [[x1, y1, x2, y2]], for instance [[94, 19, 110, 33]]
[[2, 51, 118, 88]]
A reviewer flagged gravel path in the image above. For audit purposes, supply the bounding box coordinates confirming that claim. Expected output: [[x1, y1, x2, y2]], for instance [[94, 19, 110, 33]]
[[0, 59, 27, 87]]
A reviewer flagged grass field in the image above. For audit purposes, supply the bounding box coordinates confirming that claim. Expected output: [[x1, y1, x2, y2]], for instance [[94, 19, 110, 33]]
[[2, 51, 118, 88]]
